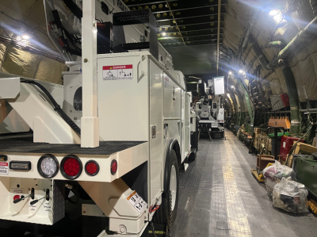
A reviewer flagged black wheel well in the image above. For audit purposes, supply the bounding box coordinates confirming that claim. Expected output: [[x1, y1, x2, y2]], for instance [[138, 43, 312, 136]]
[[172, 141, 181, 167]]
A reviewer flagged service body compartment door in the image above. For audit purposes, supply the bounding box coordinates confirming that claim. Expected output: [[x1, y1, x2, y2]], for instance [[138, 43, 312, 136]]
[[149, 60, 164, 206], [182, 93, 191, 158], [97, 54, 149, 141], [163, 74, 181, 118]]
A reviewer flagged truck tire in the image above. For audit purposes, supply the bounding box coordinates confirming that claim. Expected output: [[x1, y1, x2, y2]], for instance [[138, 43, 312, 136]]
[[82, 216, 107, 237], [188, 149, 197, 161], [153, 150, 179, 234]]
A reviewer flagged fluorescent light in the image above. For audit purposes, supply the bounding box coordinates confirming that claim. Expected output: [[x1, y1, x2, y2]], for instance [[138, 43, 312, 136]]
[[269, 9, 283, 24], [273, 13, 283, 24], [22, 34, 30, 40], [162, 32, 166, 36], [269, 9, 279, 16]]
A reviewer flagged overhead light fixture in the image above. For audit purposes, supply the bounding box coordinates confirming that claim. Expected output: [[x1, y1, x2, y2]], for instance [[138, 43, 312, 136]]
[[231, 85, 234, 89], [239, 69, 245, 74], [269, 9, 279, 16], [22, 34, 30, 40], [269, 9, 283, 24], [228, 71, 232, 75], [162, 32, 166, 36]]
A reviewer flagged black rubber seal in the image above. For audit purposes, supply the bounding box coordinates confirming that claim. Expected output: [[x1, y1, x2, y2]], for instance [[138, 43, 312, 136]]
[[60, 155, 82, 180], [85, 160, 100, 176], [37, 154, 59, 178]]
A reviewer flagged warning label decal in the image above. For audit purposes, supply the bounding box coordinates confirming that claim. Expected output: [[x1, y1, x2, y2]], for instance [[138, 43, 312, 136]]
[[103, 65, 133, 80], [0, 162, 8, 175], [127, 191, 147, 213]]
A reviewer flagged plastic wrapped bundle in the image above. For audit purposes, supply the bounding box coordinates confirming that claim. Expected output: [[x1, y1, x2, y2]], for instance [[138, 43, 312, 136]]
[[273, 177, 308, 213], [263, 161, 296, 196]]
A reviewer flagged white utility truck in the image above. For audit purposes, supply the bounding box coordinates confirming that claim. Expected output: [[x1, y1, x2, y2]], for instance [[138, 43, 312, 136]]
[[0, 1, 197, 236], [195, 77, 225, 140]]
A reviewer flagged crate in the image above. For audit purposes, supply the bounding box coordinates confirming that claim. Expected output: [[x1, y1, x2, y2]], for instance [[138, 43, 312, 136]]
[[294, 155, 317, 198], [285, 142, 317, 167], [286, 142, 317, 167], [254, 128, 261, 138], [257, 155, 275, 172], [280, 136, 302, 161], [254, 134, 272, 153]]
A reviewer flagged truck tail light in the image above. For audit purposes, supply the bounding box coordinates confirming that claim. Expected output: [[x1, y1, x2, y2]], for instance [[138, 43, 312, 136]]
[[38, 154, 59, 178], [85, 160, 99, 176], [61, 155, 82, 180], [111, 160, 117, 175]]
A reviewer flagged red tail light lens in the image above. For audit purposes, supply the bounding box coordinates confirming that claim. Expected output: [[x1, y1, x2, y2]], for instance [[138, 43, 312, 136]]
[[111, 160, 117, 175], [64, 158, 80, 176], [13, 195, 20, 201], [85, 160, 99, 176], [61, 155, 82, 179]]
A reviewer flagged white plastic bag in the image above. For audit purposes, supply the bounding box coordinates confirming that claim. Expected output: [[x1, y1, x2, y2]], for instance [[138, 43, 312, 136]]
[[272, 177, 308, 213], [263, 161, 296, 196]]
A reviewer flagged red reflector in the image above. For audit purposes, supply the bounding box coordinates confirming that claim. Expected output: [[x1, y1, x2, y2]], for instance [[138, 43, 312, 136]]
[[85, 161, 99, 176], [13, 195, 20, 201], [63, 158, 80, 177], [111, 160, 117, 175]]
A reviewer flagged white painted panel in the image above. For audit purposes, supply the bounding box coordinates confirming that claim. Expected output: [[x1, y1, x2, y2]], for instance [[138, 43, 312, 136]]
[[163, 74, 182, 118], [63, 72, 82, 127], [214, 76, 225, 95], [97, 55, 149, 141], [0, 77, 20, 99], [149, 60, 164, 206], [164, 120, 181, 153], [183, 93, 191, 158], [8, 84, 80, 144], [0, 101, 30, 134]]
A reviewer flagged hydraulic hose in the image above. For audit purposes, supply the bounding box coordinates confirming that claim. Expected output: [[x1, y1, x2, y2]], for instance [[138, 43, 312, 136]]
[[21, 80, 81, 136]]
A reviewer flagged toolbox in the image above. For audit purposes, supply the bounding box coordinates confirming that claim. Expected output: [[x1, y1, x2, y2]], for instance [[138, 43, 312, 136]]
[[293, 155, 317, 198]]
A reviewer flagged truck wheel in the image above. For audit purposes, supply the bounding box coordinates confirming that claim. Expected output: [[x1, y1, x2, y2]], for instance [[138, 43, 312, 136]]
[[153, 150, 179, 234], [82, 216, 107, 237]]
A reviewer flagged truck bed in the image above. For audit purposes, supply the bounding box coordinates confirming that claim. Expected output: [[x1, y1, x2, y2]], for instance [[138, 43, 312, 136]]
[[0, 136, 146, 155]]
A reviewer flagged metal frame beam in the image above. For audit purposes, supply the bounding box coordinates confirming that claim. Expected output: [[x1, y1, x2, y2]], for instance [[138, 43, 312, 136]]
[[129, 0, 227, 13], [157, 15, 225, 27], [81, 0, 99, 147], [162, 41, 222, 48], [158, 23, 224, 34], [216, 0, 221, 76], [158, 29, 224, 38], [125, 0, 178, 7], [159, 35, 222, 43], [164, 0, 186, 45], [154, 7, 226, 21]]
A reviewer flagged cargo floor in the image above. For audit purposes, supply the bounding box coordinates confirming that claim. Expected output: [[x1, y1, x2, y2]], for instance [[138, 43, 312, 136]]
[[172, 129, 317, 237]]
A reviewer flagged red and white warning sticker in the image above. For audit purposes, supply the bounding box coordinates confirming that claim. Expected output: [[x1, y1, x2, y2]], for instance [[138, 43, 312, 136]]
[[103, 65, 133, 80], [0, 162, 9, 175], [127, 191, 147, 213]]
